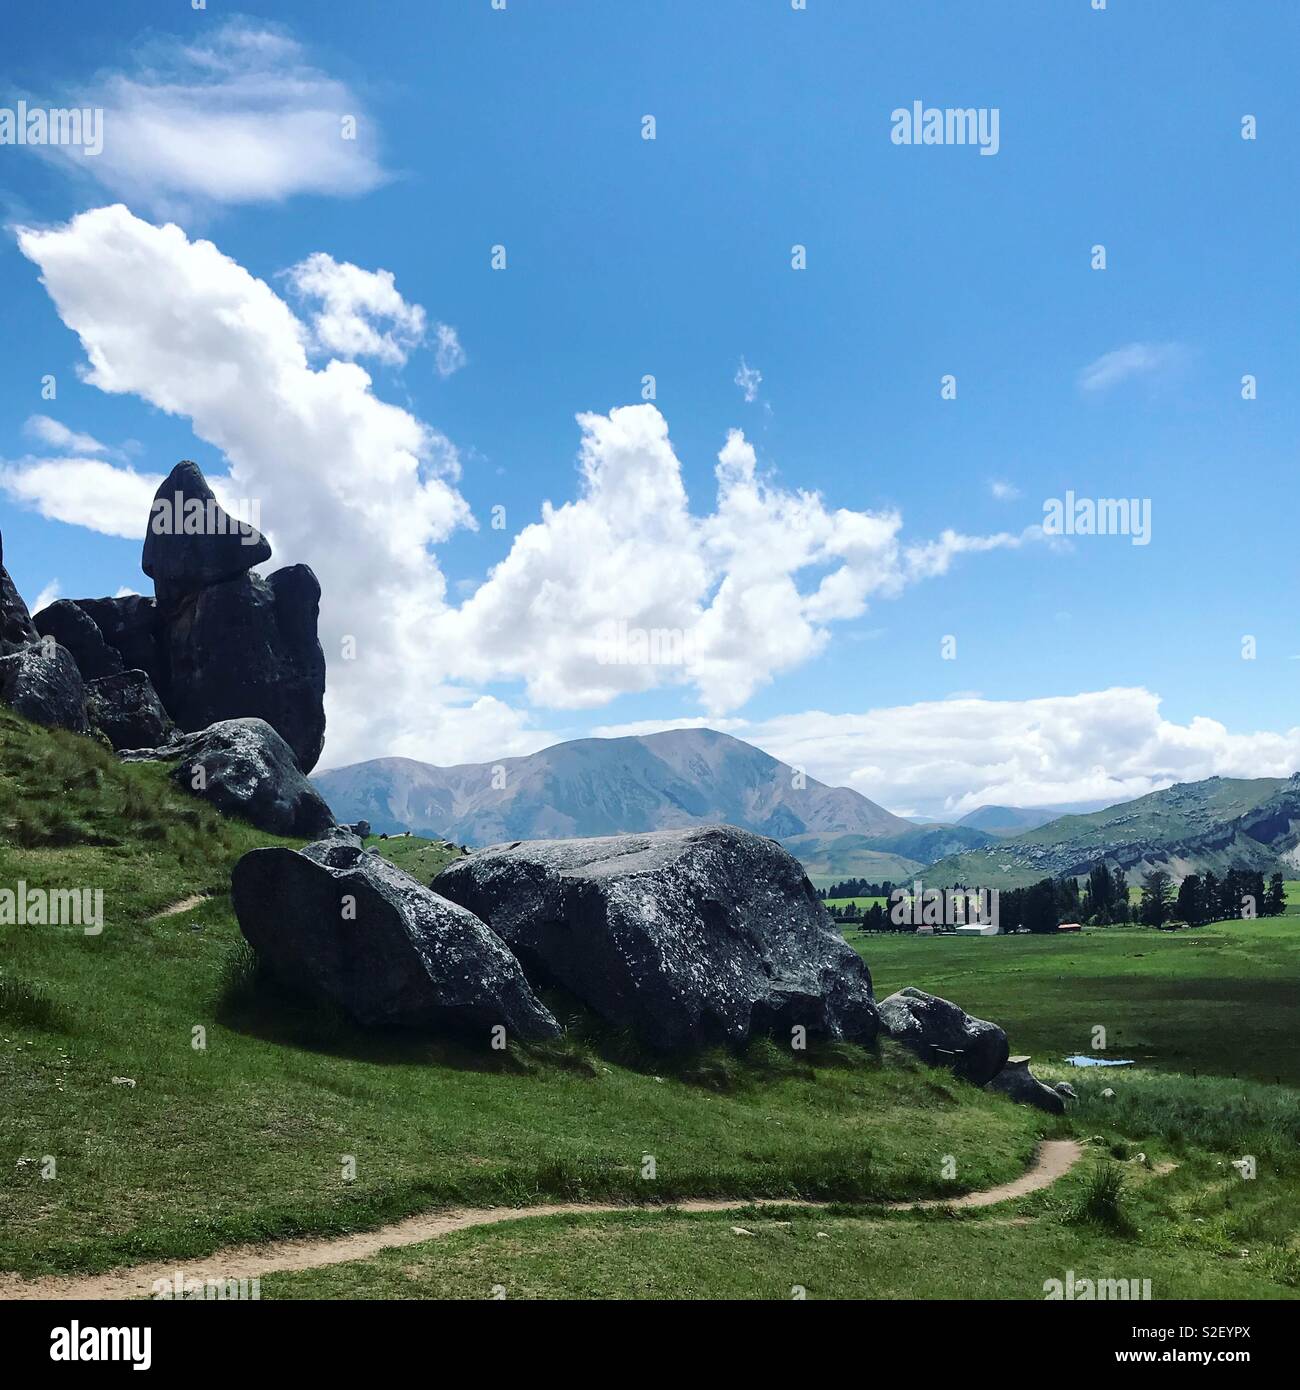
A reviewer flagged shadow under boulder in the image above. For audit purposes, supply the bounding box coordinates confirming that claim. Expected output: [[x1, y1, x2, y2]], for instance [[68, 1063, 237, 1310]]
[[231, 837, 560, 1042], [434, 824, 879, 1053]]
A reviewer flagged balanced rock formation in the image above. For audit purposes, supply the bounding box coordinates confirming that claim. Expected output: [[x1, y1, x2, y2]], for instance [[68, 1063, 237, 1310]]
[[876, 987, 1009, 1086], [162, 564, 326, 773], [28, 463, 327, 772], [121, 718, 334, 838], [433, 824, 879, 1052], [143, 460, 271, 610], [232, 836, 561, 1040], [985, 1055, 1066, 1114]]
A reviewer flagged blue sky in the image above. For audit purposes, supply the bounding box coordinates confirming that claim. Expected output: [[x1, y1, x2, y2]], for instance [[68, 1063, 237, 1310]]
[[0, 1, 1296, 815]]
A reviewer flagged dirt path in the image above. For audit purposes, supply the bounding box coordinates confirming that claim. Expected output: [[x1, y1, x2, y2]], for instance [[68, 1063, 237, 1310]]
[[0, 1139, 1081, 1301]]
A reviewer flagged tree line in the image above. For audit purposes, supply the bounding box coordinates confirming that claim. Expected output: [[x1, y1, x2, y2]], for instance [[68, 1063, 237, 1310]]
[[824, 862, 1288, 933]]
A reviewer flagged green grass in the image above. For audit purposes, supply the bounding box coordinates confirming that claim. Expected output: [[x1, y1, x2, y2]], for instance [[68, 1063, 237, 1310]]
[[3, 705, 1297, 1300], [263, 1067, 1300, 1300], [365, 833, 466, 884], [845, 919, 1300, 1086], [0, 708, 1040, 1276]]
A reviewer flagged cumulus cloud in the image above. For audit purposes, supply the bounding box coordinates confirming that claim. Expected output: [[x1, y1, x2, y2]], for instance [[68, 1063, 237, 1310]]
[[33, 21, 387, 212], [11, 204, 1036, 764], [432, 412, 1033, 713], [285, 253, 427, 365], [737, 688, 1300, 818], [1078, 342, 1183, 393]]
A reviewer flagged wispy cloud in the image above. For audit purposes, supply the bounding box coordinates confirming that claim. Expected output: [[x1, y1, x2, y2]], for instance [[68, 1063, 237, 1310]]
[[1078, 341, 1183, 393], [32, 20, 387, 213], [988, 479, 1021, 501], [734, 357, 762, 404]]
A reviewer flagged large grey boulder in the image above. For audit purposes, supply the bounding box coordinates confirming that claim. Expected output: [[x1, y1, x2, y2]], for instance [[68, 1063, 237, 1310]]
[[85, 670, 173, 752], [877, 987, 1009, 1085], [121, 717, 334, 837], [0, 640, 89, 733], [143, 461, 271, 610], [986, 1056, 1066, 1114], [433, 824, 879, 1052], [231, 838, 560, 1041], [162, 566, 326, 773], [33, 600, 125, 680], [0, 534, 39, 656]]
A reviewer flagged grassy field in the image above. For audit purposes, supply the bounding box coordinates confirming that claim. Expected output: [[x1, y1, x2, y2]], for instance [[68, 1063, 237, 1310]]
[[363, 833, 465, 884], [2, 708, 1296, 1298], [846, 920, 1300, 1087], [0, 710, 1040, 1277]]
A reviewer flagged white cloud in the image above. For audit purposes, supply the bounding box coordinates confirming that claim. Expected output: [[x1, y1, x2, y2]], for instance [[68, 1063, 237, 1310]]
[[736, 688, 1300, 818], [433, 323, 467, 378], [285, 253, 426, 365], [432, 411, 1034, 713], [1078, 342, 1182, 393], [734, 357, 762, 403], [34, 21, 387, 213], [32, 578, 60, 613], [12, 204, 1037, 765], [989, 479, 1021, 501], [23, 415, 110, 455], [0, 457, 162, 536]]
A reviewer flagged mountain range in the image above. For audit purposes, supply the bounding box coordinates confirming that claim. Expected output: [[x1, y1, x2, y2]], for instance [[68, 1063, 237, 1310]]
[[314, 728, 914, 854], [315, 729, 1300, 888]]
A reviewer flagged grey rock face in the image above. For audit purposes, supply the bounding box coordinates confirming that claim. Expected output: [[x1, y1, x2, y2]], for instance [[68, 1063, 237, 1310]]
[[69, 596, 165, 693], [433, 824, 879, 1052], [231, 838, 561, 1040], [876, 987, 1009, 1086], [143, 461, 271, 609], [85, 670, 173, 752], [985, 1056, 1066, 1114], [33, 600, 125, 680], [122, 717, 334, 838], [0, 534, 39, 657], [0, 641, 88, 733], [163, 567, 326, 773]]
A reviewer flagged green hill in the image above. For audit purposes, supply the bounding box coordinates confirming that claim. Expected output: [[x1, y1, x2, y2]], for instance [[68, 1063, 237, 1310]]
[[924, 775, 1300, 888]]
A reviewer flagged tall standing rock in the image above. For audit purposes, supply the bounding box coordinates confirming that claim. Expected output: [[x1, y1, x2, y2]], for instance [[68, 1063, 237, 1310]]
[[162, 566, 326, 772], [143, 461, 271, 612]]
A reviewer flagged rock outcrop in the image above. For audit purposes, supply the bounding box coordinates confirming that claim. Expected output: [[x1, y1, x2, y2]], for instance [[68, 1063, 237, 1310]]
[[33, 600, 125, 680], [0, 640, 89, 734], [121, 718, 334, 838], [162, 566, 325, 773], [0, 535, 39, 656], [433, 824, 879, 1051], [32, 464, 327, 772], [985, 1055, 1066, 1114], [85, 670, 174, 752], [143, 461, 271, 611], [876, 987, 1009, 1086], [232, 837, 561, 1040]]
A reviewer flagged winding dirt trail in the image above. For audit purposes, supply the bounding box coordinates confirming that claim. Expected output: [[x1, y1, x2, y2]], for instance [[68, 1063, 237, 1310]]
[[0, 1139, 1081, 1300]]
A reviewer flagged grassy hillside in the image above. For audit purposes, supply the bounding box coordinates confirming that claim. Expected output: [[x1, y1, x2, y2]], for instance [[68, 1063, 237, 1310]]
[[0, 710, 1039, 1277], [783, 833, 925, 888], [365, 833, 466, 883], [926, 775, 1294, 887]]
